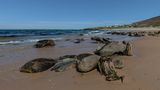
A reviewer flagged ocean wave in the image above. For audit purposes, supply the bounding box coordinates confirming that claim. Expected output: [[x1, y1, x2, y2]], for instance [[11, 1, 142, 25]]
[[0, 30, 87, 37], [84, 30, 107, 36], [0, 41, 22, 45], [0, 34, 28, 37], [0, 38, 63, 45]]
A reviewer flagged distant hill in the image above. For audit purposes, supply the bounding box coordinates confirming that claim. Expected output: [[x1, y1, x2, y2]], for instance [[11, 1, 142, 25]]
[[133, 16, 160, 27], [83, 16, 160, 30]]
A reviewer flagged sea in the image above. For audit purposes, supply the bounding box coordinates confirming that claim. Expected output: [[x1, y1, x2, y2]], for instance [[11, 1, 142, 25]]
[[0, 29, 135, 45]]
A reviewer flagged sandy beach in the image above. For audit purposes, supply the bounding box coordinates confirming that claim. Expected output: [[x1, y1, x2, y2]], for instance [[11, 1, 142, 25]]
[[0, 35, 160, 90], [0, 0, 160, 89]]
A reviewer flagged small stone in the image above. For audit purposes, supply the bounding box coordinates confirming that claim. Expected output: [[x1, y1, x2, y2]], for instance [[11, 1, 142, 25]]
[[77, 53, 100, 73], [34, 39, 55, 48]]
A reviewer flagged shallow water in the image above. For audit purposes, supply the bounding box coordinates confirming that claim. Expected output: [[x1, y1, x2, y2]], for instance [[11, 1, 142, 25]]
[[0, 29, 136, 45]]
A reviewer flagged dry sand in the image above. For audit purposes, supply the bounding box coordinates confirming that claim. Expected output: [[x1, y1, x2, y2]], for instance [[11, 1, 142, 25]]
[[0, 37, 160, 90]]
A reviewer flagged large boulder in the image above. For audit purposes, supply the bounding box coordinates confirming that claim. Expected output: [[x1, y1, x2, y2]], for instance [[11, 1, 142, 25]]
[[34, 39, 55, 48], [95, 41, 132, 57], [97, 56, 124, 82], [76, 53, 101, 73], [51, 55, 77, 72], [20, 58, 56, 73], [124, 42, 132, 56]]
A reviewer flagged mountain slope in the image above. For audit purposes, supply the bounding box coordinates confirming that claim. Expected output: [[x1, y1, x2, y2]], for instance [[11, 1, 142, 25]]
[[83, 16, 160, 30], [133, 16, 160, 27]]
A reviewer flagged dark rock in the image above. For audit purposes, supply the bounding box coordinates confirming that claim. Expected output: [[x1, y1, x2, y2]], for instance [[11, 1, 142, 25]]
[[124, 42, 132, 56], [51, 55, 77, 72], [95, 41, 132, 57], [98, 56, 116, 75], [111, 32, 128, 35], [106, 32, 112, 34], [109, 31, 148, 37], [147, 31, 154, 36], [79, 33, 84, 36], [147, 31, 160, 36], [109, 31, 160, 37], [20, 58, 56, 73], [97, 56, 124, 82], [128, 32, 134, 36], [91, 36, 111, 44], [77, 53, 100, 73], [128, 32, 147, 37], [34, 40, 55, 48]]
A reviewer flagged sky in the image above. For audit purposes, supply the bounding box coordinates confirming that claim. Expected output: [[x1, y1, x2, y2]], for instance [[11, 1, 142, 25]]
[[0, 0, 160, 29]]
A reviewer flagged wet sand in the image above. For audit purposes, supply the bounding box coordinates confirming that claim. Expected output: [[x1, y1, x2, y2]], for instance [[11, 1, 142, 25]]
[[0, 36, 160, 90]]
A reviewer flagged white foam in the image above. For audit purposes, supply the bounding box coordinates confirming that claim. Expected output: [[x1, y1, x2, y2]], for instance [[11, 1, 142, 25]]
[[0, 37, 63, 45], [51, 37, 62, 40], [84, 31, 105, 36], [24, 39, 40, 43], [0, 41, 22, 45]]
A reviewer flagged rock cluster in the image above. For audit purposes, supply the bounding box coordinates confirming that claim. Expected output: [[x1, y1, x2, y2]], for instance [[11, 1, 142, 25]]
[[91, 36, 111, 44], [20, 40, 133, 82], [108, 30, 160, 37], [95, 41, 132, 56], [98, 56, 124, 82], [77, 53, 100, 72]]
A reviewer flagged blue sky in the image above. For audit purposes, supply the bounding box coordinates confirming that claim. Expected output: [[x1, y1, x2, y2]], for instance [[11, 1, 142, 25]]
[[0, 0, 160, 29]]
